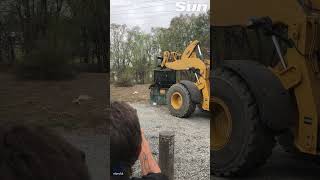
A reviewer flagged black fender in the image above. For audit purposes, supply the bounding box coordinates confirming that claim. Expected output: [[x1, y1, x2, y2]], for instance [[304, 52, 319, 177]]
[[219, 60, 295, 132], [180, 80, 202, 104]]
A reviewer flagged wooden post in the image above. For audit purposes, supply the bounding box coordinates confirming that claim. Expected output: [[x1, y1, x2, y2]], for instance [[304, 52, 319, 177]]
[[159, 131, 175, 180]]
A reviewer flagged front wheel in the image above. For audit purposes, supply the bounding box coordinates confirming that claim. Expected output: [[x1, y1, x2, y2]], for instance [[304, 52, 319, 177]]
[[166, 83, 196, 118], [211, 67, 275, 176]]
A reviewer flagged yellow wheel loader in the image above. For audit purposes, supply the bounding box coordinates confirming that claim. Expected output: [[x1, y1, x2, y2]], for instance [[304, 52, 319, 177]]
[[151, 0, 320, 177], [150, 40, 211, 118]]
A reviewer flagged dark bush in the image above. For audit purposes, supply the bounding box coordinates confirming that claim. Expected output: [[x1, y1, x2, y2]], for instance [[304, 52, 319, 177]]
[[16, 18, 80, 80], [16, 38, 77, 80]]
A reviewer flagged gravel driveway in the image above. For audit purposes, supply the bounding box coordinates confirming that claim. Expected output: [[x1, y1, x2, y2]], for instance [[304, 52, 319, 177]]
[[130, 103, 210, 180]]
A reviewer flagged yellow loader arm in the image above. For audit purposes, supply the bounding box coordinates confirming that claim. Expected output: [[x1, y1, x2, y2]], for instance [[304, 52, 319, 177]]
[[160, 40, 211, 111]]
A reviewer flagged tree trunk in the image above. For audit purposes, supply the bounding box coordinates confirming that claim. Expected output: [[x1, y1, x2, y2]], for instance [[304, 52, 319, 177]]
[[8, 36, 15, 65], [0, 32, 2, 63]]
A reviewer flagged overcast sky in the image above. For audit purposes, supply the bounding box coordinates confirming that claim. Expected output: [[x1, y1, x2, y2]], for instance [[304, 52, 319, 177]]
[[111, 0, 209, 33]]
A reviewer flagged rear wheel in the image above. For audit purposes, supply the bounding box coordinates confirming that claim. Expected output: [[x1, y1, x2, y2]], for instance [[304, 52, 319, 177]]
[[167, 83, 196, 118], [211, 67, 275, 176]]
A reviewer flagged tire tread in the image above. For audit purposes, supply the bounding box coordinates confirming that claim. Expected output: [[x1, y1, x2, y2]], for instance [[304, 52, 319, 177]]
[[212, 68, 275, 176]]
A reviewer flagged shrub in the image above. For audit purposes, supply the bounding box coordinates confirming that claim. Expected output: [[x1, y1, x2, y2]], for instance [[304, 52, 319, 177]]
[[16, 18, 80, 80], [114, 69, 133, 87], [16, 38, 77, 80]]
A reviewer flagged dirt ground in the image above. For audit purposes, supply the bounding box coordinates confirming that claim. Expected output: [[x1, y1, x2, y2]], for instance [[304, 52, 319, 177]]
[[110, 84, 150, 103], [0, 72, 107, 133]]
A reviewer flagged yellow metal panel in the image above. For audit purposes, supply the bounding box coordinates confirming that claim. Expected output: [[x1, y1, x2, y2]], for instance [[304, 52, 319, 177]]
[[286, 48, 319, 154], [211, 0, 320, 154], [212, 0, 305, 26]]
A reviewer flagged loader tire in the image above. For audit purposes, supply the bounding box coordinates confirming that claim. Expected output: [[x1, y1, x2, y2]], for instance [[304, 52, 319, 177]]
[[211, 67, 275, 176], [167, 83, 196, 118]]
